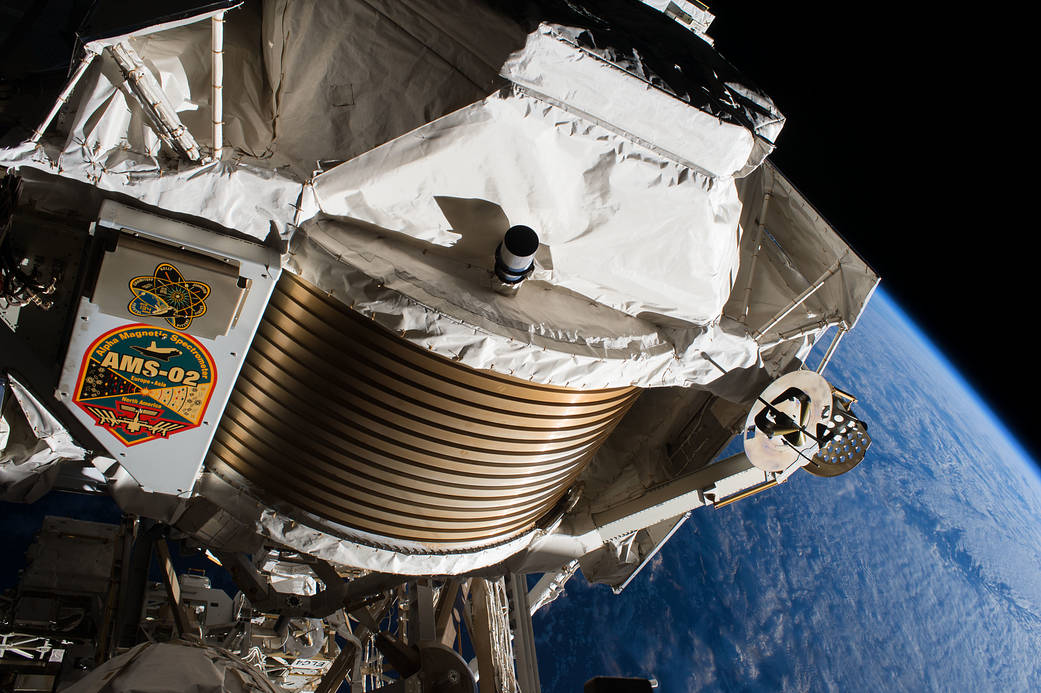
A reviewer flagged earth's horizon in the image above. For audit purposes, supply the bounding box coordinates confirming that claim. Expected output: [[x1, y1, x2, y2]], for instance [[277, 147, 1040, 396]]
[[534, 287, 1041, 691]]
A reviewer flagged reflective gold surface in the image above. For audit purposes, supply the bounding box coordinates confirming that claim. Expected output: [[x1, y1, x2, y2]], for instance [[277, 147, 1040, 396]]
[[207, 274, 639, 547]]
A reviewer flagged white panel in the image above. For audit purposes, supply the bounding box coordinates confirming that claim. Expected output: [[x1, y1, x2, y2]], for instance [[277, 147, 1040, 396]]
[[56, 202, 279, 496]]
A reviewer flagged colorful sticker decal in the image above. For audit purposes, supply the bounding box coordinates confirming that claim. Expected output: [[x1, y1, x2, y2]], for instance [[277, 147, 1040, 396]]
[[128, 262, 210, 330], [73, 324, 216, 446]]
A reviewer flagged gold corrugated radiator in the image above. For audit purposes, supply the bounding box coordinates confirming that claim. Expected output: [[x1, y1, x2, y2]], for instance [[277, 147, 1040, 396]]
[[206, 273, 639, 548]]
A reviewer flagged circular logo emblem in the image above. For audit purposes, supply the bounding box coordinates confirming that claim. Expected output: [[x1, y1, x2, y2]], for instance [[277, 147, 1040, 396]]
[[72, 324, 216, 446], [127, 262, 210, 330]]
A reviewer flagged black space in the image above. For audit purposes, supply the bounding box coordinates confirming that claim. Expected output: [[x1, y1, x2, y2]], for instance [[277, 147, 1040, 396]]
[[707, 3, 1039, 463]]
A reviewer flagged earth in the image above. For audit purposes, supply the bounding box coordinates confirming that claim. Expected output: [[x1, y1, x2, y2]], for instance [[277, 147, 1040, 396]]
[[533, 288, 1041, 691]]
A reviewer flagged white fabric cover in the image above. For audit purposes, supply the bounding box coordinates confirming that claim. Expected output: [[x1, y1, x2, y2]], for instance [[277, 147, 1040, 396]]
[[0, 141, 300, 241], [501, 24, 754, 178], [726, 161, 879, 337], [288, 219, 759, 390], [259, 508, 541, 576], [259, 0, 525, 177], [63, 641, 279, 693], [1, 375, 86, 503], [0, 8, 298, 240], [312, 89, 745, 328]]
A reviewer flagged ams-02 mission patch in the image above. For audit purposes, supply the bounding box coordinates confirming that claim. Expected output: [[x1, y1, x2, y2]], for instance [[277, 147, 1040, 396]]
[[72, 325, 216, 446]]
